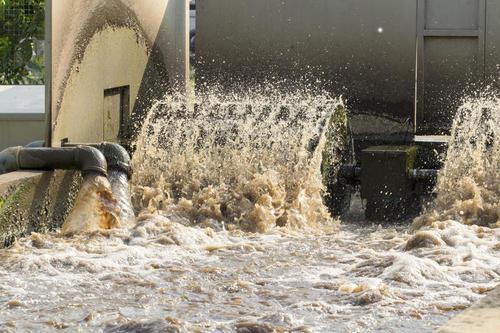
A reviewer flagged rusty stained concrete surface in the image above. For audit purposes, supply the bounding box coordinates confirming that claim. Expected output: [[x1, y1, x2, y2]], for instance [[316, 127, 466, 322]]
[[0, 170, 81, 248], [437, 285, 500, 333], [0, 171, 46, 194]]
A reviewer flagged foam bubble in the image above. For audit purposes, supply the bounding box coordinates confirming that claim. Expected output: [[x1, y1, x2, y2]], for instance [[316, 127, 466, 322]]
[[414, 97, 499, 229], [131, 89, 343, 232]]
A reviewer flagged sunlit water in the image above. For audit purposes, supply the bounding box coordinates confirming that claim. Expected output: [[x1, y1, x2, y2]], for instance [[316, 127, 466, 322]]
[[0, 93, 498, 332]]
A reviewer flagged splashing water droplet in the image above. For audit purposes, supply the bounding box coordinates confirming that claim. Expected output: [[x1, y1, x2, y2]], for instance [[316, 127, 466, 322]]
[[131, 89, 344, 232]]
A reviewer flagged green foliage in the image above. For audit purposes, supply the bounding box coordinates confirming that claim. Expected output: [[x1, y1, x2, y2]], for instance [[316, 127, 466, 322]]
[[0, 0, 45, 84]]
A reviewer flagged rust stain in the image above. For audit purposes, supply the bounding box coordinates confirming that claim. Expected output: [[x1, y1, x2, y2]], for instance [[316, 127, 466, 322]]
[[97, 189, 121, 230]]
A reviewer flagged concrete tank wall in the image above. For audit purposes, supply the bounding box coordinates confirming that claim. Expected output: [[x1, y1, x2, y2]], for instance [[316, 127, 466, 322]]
[[49, 0, 189, 147], [0, 171, 81, 248]]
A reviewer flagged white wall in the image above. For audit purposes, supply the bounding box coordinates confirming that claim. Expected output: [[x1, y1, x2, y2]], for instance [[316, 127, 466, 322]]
[[0, 86, 45, 150], [50, 0, 189, 146]]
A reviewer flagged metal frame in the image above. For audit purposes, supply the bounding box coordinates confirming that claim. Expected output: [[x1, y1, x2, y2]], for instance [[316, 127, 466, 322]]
[[44, 0, 52, 147], [415, 0, 486, 133], [103, 85, 131, 142]]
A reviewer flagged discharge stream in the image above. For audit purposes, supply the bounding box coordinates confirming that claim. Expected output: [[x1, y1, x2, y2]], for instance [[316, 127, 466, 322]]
[[0, 93, 498, 333]]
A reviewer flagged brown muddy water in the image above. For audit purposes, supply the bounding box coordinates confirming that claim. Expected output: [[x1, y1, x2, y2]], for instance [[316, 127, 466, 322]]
[[0, 93, 498, 333]]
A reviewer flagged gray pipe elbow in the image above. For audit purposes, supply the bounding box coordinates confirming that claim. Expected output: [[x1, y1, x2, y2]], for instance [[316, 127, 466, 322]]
[[74, 146, 108, 176], [0, 146, 21, 174], [94, 143, 132, 178], [0, 146, 107, 177]]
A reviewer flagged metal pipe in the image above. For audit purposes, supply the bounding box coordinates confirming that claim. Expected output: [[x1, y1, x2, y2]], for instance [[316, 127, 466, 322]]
[[0, 146, 107, 176], [25, 140, 46, 148], [62, 142, 132, 179], [92, 143, 132, 179], [338, 164, 438, 182], [339, 164, 361, 180], [408, 169, 439, 181], [60, 142, 135, 223]]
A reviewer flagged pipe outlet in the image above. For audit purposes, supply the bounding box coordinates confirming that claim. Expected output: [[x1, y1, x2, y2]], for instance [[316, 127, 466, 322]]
[[0, 146, 108, 177], [62, 142, 132, 179]]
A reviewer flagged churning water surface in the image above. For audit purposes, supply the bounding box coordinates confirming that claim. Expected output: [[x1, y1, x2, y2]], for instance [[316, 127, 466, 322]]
[[0, 92, 498, 333]]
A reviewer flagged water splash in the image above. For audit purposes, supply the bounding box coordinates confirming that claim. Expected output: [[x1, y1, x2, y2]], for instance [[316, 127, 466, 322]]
[[131, 90, 343, 232], [414, 97, 499, 229], [61, 174, 121, 236], [108, 170, 135, 226], [1, 216, 498, 332], [1, 94, 499, 332]]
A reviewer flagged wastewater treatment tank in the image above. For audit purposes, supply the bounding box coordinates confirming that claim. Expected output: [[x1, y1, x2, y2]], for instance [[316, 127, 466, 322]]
[[195, 0, 500, 220], [0, 0, 499, 332], [196, 0, 500, 135]]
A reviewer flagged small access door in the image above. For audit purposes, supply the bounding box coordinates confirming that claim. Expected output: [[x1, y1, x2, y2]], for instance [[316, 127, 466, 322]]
[[416, 0, 486, 134], [103, 86, 130, 143]]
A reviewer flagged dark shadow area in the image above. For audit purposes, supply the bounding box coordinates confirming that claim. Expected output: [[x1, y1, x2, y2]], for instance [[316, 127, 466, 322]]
[[126, 0, 188, 151]]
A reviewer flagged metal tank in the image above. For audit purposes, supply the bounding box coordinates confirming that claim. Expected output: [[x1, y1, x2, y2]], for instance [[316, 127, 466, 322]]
[[196, 0, 500, 135], [195, 0, 500, 220]]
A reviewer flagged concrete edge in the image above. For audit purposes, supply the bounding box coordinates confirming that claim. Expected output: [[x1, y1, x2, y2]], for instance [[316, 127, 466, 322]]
[[0, 114, 46, 121], [0, 171, 46, 195], [436, 285, 500, 333]]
